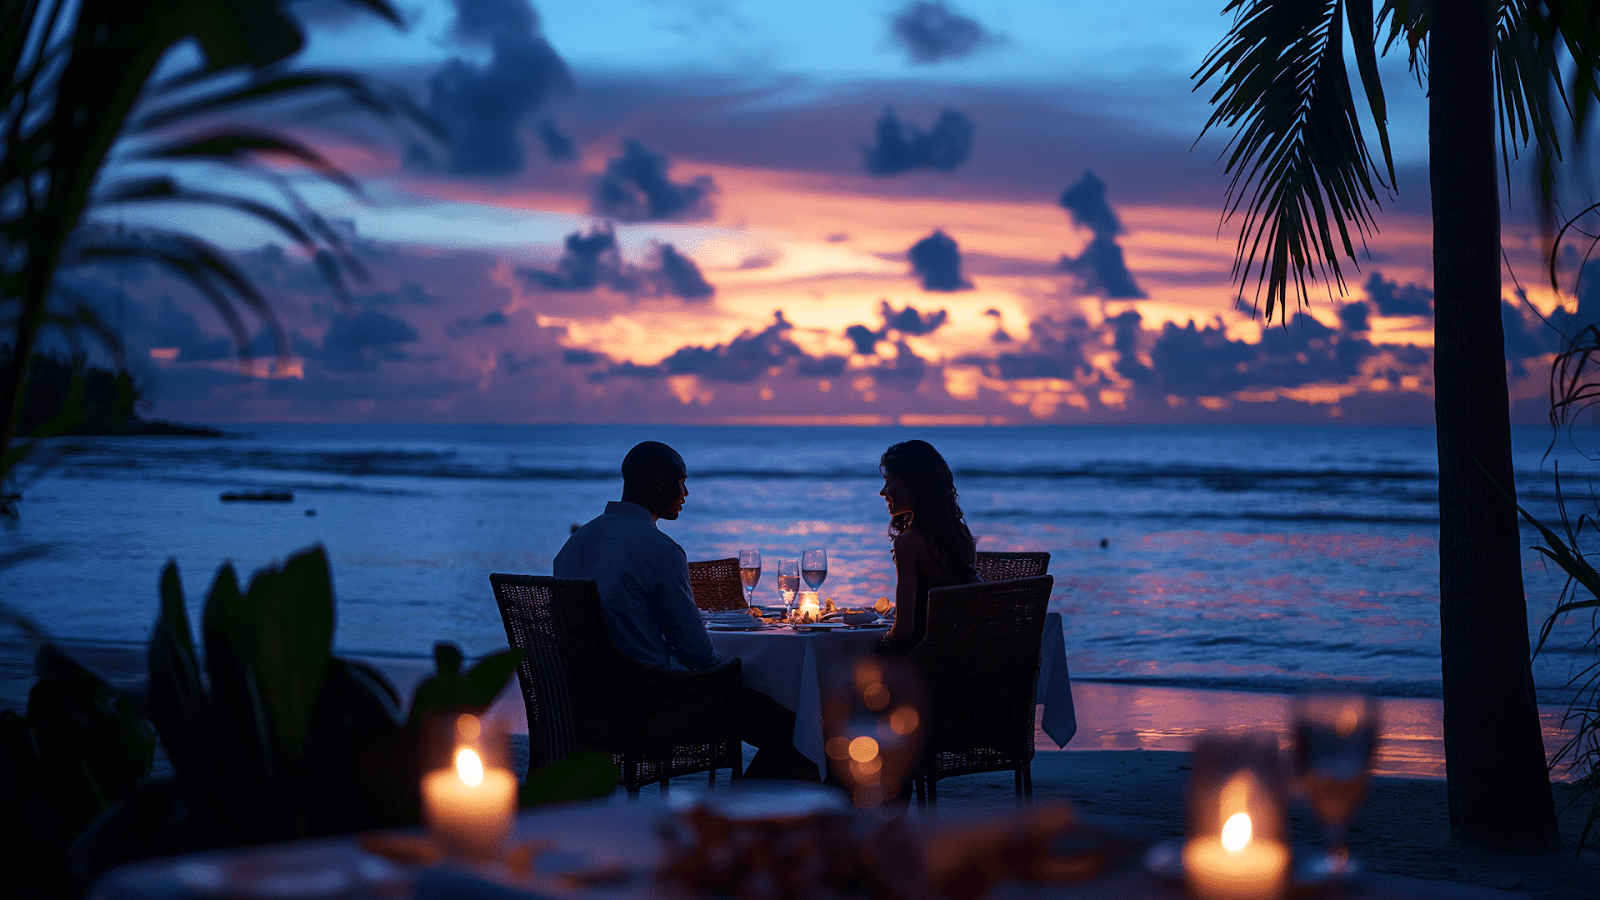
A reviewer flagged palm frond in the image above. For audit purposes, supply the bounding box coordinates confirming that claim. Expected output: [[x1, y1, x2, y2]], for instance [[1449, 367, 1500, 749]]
[[133, 128, 363, 197], [1194, 0, 1395, 321]]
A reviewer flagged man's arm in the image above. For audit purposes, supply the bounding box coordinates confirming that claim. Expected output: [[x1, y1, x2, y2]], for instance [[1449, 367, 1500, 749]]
[[655, 546, 722, 669]]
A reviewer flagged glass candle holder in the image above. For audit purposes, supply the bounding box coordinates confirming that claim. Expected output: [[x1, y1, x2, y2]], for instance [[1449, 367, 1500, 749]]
[[1182, 733, 1290, 900], [421, 713, 517, 859], [797, 591, 822, 623]]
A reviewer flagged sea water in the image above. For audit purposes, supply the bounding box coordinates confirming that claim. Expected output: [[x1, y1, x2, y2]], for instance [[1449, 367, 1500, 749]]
[[3, 423, 1597, 705]]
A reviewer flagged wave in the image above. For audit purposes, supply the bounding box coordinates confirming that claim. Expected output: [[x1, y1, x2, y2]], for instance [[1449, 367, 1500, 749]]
[[972, 508, 1440, 526]]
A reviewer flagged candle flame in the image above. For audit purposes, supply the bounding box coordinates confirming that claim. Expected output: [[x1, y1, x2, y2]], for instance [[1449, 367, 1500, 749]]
[[1221, 812, 1252, 853], [456, 747, 485, 786]]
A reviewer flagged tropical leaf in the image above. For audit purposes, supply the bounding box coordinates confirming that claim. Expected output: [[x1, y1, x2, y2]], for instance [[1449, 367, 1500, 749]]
[[132, 128, 363, 196], [1194, 0, 1395, 321]]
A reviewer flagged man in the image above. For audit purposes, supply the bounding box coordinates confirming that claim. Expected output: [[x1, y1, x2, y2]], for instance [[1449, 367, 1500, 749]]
[[554, 441, 815, 780], [553, 441, 715, 670]]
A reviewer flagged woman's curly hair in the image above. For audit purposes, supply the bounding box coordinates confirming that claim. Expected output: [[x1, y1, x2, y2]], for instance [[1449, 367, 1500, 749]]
[[880, 439, 975, 577]]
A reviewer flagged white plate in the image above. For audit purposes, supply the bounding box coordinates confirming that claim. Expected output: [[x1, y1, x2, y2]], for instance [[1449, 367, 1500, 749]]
[[791, 622, 852, 631], [707, 623, 772, 631]]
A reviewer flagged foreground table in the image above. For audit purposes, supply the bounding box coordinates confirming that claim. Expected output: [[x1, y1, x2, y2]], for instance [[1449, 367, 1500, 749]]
[[90, 797, 1528, 900], [710, 612, 1077, 766]]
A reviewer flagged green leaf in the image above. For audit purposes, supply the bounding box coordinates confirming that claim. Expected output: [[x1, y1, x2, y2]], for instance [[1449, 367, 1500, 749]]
[[243, 546, 335, 762], [434, 642, 464, 679], [134, 128, 362, 196], [147, 560, 206, 773], [520, 752, 619, 808], [459, 649, 524, 708]]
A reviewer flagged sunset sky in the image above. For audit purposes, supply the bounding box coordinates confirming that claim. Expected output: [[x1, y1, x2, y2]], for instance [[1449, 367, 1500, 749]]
[[81, 0, 1600, 425]]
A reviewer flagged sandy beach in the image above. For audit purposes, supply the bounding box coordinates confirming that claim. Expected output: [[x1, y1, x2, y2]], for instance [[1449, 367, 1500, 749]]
[[6, 640, 1597, 898]]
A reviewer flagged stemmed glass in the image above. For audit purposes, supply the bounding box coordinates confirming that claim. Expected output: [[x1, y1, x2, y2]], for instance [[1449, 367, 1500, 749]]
[[821, 656, 925, 808], [738, 550, 761, 606], [1291, 691, 1380, 879], [801, 549, 827, 595], [777, 558, 800, 618]]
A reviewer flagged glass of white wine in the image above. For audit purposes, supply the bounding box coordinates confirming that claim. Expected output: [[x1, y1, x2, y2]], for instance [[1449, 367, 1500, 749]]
[[738, 550, 761, 606], [801, 549, 827, 595], [777, 558, 800, 618], [1292, 691, 1380, 880]]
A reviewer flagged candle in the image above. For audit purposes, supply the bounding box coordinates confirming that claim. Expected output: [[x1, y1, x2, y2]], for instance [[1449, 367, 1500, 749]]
[[423, 739, 517, 857], [798, 591, 821, 622], [1184, 770, 1289, 900]]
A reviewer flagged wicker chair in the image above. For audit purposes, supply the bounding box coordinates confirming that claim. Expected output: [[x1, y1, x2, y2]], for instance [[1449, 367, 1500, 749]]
[[490, 574, 743, 798], [974, 551, 1050, 582], [907, 575, 1054, 810], [688, 557, 748, 611]]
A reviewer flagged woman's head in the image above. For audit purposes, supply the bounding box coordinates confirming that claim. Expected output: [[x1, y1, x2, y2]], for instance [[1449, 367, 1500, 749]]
[[879, 440, 973, 570]]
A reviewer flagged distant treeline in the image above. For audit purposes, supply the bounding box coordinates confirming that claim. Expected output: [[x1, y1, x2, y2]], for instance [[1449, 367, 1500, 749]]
[[0, 348, 220, 436]]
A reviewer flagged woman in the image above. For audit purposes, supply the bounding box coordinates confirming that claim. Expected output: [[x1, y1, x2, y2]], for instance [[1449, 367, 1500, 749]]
[[876, 439, 981, 654]]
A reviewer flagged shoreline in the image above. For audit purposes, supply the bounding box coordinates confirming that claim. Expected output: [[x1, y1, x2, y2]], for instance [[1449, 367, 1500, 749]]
[[3, 640, 1582, 782]]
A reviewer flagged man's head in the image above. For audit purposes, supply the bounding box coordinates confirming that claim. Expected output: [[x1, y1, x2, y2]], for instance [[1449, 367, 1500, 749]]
[[620, 441, 688, 520]]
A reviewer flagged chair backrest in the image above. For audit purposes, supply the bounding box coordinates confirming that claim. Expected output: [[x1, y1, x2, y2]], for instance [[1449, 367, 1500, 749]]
[[688, 557, 747, 611], [489, 574, 632, 770], [908, 575, 1053, 770], [974, 551, 1050, 582]]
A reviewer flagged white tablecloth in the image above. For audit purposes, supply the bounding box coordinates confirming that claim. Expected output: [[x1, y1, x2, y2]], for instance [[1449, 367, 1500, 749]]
[[710, 611, 1077, 766]]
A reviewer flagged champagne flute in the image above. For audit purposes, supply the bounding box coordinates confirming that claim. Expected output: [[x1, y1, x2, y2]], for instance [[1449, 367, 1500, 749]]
[[821, 656, 925, 808], [1292, 691, 1380, 879], [738, 550, 761, 606], [801, 549, 827, 595], [777, 558, 800, 619]]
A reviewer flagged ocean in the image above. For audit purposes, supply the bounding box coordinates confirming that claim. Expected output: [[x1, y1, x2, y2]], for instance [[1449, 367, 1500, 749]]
[[3, 423, 1597, 706]]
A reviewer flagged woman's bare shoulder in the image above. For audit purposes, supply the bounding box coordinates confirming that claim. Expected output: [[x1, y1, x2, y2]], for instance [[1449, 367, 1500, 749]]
[[892, 528, 934, 558]]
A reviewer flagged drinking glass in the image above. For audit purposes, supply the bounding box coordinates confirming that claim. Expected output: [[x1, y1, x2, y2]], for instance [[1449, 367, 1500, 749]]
[[801, 549, 827, 593], [821, 656, 925, 808], [777, 558, 800, 617], [738, 550, 761, 605], [1291, 691, 1380, 878]]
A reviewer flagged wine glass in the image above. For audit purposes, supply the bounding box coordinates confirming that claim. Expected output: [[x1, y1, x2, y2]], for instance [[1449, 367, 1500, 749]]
[[1291, 691, 1380, 879], [738, 550, 761, 606], [801, 549, 827, 594], [821, 656, 925, 808], [777, 558, 800, 618]]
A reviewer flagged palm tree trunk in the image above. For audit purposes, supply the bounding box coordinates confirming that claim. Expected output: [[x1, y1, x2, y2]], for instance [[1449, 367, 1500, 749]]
[[1431, 0, 1560, 850]]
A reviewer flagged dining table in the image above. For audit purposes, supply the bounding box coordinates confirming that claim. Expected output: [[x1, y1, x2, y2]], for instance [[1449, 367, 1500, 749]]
[[88, 791, 1528, 900], [707, 611, 1078, 767]]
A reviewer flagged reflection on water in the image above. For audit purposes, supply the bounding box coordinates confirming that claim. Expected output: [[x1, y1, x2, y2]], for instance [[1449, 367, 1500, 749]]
[[1052, 682, 1579, 781]]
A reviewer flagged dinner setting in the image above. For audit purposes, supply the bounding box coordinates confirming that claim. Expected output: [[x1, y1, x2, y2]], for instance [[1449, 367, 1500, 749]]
[[83, 438, 1533, 900]]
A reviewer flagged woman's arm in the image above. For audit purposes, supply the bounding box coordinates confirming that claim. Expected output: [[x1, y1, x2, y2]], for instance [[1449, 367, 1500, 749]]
[[884, 530, 925, 645]]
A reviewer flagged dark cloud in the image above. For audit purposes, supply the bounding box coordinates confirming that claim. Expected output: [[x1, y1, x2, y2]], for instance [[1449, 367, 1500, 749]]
[[846, 324, 882, 355], [908, 229, 972, 291], [1108, 310, 1154, 385], [1060, 235, 1143, 298], [1363, 271, 1433, 317], [860, 109, 974, 176], [1059, 170, 1123, 235], [447, 309, 510, 338], [880, 299, 947, 335], [146, 295, 233, 362], [890, 2, 988, 64], [317, 309, 420, 372], [592, 140, 717, 222], [562, 348, 601, 366], [988, 315, 1093, 380], [1148, 313, 1377, 397], [518, 227, 628, 292], [1339, 301, 1371, 333], [657, 245, 715, 300], [845, 300, 948, 353], [536, 119, 576, 161], [593, 312, 848, 383], [419, 0, 574, 176], [1057, 171, 1144, 298], [515, 227, 715, 300]]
